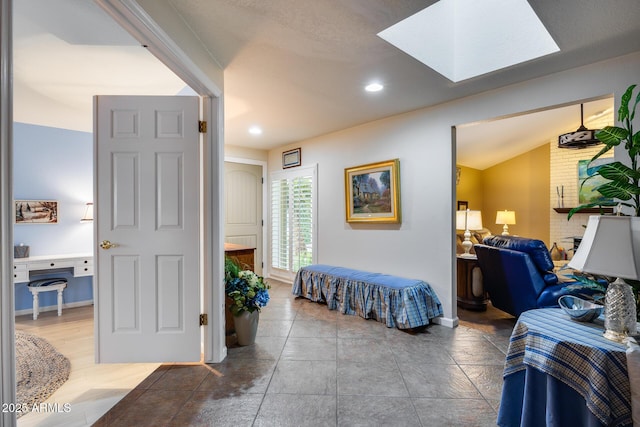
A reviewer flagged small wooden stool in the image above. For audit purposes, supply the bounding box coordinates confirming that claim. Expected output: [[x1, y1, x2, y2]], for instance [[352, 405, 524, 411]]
[[27, 278, 67, 320]]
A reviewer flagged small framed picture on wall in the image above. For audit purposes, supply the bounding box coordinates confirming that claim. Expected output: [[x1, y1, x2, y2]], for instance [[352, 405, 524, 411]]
[[15, 200, 58, 224], [457, 201, 468, 211], [282, 148, 301, 168]]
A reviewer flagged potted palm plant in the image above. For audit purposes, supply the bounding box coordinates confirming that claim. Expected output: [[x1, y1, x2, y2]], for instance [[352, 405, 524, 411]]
[[224, 258, 270, 345]]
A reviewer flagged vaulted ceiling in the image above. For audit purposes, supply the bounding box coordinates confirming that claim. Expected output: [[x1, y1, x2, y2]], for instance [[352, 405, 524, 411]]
[[13, 0, 640, 169]]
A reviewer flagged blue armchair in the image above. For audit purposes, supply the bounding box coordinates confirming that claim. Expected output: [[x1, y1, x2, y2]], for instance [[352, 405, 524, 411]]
[[474, 235, 599, 318]]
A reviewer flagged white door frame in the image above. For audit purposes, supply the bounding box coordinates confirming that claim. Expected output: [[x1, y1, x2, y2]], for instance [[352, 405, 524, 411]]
[[1, 0, 17, 425], [225, 156, 268, 276], [93, 0, 226, 364], [0, 1, 226, 422]]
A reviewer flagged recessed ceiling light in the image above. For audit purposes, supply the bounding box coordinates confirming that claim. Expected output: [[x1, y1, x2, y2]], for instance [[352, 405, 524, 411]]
[[248, 126, 263, 135], [365, 82, 384, 92]]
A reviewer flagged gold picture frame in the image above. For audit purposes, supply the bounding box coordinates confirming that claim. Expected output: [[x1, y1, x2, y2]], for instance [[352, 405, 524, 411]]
[[345, 159, 401, 223]]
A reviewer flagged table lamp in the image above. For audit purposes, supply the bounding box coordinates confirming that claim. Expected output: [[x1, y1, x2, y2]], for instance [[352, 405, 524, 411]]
[[568, 215, 640, 342], [456, 209, 483, 258], [80, 202, 93, 222], [496, 210, 516, 235]]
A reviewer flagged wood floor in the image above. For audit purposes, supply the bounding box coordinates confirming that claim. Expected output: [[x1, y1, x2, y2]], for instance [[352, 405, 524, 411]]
[[15, 305, 160, 427]]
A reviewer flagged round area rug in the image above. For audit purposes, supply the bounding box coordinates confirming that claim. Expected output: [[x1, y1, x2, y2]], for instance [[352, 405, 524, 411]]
[[15, 330, 71, 418]]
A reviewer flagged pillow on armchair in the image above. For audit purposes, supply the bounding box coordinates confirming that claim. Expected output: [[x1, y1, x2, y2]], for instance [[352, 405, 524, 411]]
[[456, 228, 492, 254]]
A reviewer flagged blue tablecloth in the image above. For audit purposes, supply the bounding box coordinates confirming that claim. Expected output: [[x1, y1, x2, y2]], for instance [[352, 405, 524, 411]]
[[498, 308, 631, 427], [292, 264, 443, 329]]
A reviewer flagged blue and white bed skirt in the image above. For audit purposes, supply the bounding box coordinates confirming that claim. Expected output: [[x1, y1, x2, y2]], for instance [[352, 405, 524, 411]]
[[292, 264, 443, 329]]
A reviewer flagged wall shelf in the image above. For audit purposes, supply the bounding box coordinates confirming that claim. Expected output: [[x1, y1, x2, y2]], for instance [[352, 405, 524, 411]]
[[553, 207, 614, 214]]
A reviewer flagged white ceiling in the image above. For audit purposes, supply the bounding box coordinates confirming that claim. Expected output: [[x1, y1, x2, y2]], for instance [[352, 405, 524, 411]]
[[12, 0, 640, 169], [13, 0, 189, 132], [457, 98, 613, 170]]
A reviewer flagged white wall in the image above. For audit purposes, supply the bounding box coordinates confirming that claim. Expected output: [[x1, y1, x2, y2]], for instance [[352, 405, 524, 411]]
[[267, 51, 640, 326], [225, 145, 268, 162], [13, 123, 93, 255]]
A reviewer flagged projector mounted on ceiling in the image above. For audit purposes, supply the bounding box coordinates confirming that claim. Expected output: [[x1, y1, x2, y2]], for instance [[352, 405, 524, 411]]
[[558, 104, 601, 149]]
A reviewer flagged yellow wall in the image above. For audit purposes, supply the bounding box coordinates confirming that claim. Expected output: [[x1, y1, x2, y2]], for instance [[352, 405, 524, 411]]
[[482, 144, 550, 243], [456, 165, 483, 211], [457, 144, 550, 244]]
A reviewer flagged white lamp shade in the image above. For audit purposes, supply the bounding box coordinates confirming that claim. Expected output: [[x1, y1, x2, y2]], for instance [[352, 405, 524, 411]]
[[456, 209, 483, 231], [467, 210, 483, 230], [456, 210, 466, 230], [568, 216, 640, 280], [496, 210, 516, 225], [80, 202, 94, 222]]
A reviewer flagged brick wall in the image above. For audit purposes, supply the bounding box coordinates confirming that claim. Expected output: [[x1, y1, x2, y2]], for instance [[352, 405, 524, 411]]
[[549, 114, 613, 258]]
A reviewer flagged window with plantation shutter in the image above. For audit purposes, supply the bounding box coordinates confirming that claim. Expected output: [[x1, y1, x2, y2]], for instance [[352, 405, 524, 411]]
[[270, 165, 317, 280]]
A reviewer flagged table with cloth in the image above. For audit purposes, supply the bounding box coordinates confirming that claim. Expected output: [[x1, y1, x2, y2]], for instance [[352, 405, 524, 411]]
[[498, 308, 632, 427], [292, 264, 443, 329]]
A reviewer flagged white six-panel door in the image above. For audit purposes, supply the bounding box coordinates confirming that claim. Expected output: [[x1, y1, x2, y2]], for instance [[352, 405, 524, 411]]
[[94, 95, 200, 363]]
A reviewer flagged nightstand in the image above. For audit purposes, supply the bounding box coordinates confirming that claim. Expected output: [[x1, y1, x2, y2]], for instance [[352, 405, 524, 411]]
[[456, 255, 487, 311]]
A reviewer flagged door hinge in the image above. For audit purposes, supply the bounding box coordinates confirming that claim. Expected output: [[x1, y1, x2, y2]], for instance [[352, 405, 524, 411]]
[[199, 121, 207, 133], [199, 313, 208, 326]]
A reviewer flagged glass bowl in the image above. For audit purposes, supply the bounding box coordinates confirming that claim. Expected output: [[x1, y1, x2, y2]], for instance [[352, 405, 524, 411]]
[[558, 295, 604, 322]]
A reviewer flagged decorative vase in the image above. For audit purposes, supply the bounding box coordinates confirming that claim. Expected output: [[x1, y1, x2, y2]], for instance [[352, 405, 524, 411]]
[[234, 310, 259, 346], [549, 242, 563, 261]]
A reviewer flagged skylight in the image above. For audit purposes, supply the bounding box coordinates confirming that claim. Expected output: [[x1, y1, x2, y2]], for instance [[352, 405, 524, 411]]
[[377, 0, 559, 82]]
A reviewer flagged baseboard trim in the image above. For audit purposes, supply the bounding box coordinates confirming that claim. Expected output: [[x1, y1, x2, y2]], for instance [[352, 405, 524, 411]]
[[14, 300, 93, 317], [431, 315, 458, 328]]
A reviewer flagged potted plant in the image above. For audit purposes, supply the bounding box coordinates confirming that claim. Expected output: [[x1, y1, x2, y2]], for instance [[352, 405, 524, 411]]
[[224, 258, 270, 345]]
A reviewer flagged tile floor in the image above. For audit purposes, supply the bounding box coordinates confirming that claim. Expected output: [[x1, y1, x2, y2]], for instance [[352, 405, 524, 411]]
[[94, 279, 516, 426]]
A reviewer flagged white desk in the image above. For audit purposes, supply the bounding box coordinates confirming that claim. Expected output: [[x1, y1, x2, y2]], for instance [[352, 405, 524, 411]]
[[13, 254, 93, 319], [13, 253, 93, 283]]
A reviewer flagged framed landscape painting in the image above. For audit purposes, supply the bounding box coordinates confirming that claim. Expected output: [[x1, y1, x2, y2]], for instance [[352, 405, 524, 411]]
[[15, 200, 58, 224], [345, 159, 401, 223]]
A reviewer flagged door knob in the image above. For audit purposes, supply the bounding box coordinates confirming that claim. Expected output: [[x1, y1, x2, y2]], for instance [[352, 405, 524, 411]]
[[100, 240, 118, 250]]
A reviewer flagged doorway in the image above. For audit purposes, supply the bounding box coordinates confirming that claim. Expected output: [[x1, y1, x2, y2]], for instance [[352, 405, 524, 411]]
[[455, 97, 613, 244], [2, 0, 226, 424], [224, 161, 265, 276], [453, 97, 614, 321]]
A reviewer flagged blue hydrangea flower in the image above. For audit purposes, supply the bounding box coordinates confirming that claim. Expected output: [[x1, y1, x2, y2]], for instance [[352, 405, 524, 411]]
[[224, 262, 270, 315]]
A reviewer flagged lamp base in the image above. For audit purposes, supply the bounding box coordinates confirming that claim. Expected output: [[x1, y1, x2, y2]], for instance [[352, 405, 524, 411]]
[[603, 278, 637, 342], [501, 224, 509, 236], [603, 329, 629, 343], [461, 229, 473, 257]]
